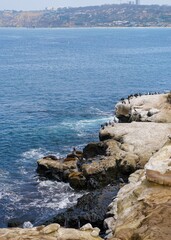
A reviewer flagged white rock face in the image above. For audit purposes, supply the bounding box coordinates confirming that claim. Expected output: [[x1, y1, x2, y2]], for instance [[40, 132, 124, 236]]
[[145, 139, 171, 186]]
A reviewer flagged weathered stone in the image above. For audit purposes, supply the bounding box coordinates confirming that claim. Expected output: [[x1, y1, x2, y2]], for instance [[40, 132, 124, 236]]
[[43, 155, 59, 161], [115, 103, 131, 119], [41, 223, 60, 234], [68, 171, 87, 190], [91, 227, 100, 237], [145, 138, 171, 186], [115, 93, 171, 123], [37, 157, 78, 181], [106, 153, 171, 240], [100, 122, 171, 169], [0, 225, 103, 240], [83, 142, 108, 159], [80, 223, 93, 231]]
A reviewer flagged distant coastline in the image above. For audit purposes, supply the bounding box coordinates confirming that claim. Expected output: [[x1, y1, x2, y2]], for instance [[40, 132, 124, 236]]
[[0, 4, 171, 28]]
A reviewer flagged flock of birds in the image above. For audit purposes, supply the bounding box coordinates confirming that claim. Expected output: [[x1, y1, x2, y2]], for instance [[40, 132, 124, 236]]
[[100, 91, 169, 130]]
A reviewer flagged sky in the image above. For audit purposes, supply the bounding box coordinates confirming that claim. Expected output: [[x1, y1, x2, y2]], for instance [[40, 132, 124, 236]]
[[0, 0, 170, 11]]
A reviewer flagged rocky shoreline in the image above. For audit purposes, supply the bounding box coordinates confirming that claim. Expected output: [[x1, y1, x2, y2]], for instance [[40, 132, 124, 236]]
[[1, 92, 171, 240]]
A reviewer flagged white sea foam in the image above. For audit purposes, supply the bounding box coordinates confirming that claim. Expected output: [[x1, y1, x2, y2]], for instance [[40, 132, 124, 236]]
[[21, 149, 61, 164], [22, 148, 45, 160], [61, 116, 114, 134], [37, 180, 83, 209], [23, 222, 33, 228]]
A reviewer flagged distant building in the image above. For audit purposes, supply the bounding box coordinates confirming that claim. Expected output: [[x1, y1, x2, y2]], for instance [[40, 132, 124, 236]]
[[136, 0, 140, 5]]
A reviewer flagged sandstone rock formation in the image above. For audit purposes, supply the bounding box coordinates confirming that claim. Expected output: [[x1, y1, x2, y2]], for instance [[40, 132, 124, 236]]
[[145, 138, 171, 186], [37, 93, 171, 190], [116, 93, 171, 123], [35, 92, 171, 240], [105, 139, 171, 240], [0, 223, 103, 240]]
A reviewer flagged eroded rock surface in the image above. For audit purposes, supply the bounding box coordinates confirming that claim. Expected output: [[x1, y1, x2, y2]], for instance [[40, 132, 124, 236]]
[[105, 140, 171, 240], [0, 224, 103, 240], [146, 139, 171, 186], [100, 122, 171, 167], [116, 93, 171, 123]]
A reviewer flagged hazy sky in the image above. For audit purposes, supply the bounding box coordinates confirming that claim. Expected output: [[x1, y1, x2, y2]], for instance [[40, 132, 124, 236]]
[[0, 0, 170, 11]]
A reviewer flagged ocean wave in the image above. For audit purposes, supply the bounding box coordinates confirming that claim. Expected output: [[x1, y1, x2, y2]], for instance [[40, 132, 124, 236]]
[[36, 180, 83, 209], [21, 148, 61, 160], [88, 106, 113, 116], [21, 148, 45, 160], [61, 116, 113, 129]]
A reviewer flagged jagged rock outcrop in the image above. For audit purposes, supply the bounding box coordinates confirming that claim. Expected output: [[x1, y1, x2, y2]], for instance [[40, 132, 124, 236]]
[[0, 223, 103, 240], [105, 139, 171, 240], [116, 93, 171, 123], [37, 93, 171, 191], [100, 122, 171, 167], [145, 138, 171, 186], [29, 92, 171, 240]]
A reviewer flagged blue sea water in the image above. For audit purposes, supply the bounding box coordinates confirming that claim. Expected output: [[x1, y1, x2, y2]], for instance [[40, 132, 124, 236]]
[[0, 27, 171, 227]]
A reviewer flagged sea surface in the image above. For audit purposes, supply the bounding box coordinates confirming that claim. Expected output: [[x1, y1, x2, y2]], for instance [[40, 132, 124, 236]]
[[0, 27, 171, 227]]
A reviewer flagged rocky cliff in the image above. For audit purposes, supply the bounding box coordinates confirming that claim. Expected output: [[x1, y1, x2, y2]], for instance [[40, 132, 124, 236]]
[[103, 92, 171, 239], [105, 140, 171, 240], [2, 92, 171, 239]]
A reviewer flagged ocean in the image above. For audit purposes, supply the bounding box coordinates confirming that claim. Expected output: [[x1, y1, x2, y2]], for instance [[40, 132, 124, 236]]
[[0, 27, 171, 227]]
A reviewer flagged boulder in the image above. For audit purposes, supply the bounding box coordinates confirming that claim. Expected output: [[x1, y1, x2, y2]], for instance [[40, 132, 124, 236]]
[[37, 157, 78, 181]]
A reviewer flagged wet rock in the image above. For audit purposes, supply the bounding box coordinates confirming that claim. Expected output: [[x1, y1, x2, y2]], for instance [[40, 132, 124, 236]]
[[37, 157, 78, 182], [7, 219, 23, 228], [43, 155, 59, 161], [83, 142, 108, 159], [68, 171, 87, 190], [44, 185, 118, 231], [41, 223, 60, 234]]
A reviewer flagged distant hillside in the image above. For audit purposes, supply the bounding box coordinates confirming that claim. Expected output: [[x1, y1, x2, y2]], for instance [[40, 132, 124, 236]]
[[0, 4, 171, 28]]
